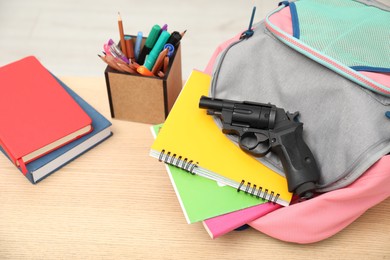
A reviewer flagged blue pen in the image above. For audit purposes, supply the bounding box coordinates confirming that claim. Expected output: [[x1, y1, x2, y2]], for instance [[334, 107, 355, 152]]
[[134, 31, 143, 62], [164, 43, 175, 58]]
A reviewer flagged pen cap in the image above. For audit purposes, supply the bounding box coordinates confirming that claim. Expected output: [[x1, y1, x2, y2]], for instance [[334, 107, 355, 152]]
[[167, 31, 182, 47], [145, 24, 161, 49], [144, 31, 171, 70]]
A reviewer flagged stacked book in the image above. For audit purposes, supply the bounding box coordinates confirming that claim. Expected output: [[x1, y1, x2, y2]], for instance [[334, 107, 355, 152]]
[[0, 56, 112, 183], [149, 70, 292, 238]]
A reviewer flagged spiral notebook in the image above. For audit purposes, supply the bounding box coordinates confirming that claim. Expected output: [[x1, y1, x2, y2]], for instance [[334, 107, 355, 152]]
[[151, 124, 267, 224], [150, 70, 292, 206]]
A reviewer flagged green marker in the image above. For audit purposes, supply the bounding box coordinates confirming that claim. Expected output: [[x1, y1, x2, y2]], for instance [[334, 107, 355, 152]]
[[138, 24, 161, 65], [144, 30, 171, 70]]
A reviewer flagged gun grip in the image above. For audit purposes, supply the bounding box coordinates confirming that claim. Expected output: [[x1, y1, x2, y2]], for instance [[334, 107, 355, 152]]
[[271, 124, 320, 198]]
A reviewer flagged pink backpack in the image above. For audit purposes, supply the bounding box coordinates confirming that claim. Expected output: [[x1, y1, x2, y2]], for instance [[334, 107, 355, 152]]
[[203, 0, 390, 243]]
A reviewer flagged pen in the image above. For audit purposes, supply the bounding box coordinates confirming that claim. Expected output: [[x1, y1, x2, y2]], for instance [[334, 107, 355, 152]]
[[167, 30, 186, 47], [108, 39, 130, 64], [125, 35, 135, 61], [117, 12, 128, 58], [138, 24, 161, 65], [151, 48, 168, 75], [134, 31, 143, 62], [144, 30, 170, 70], [163, 43, 175, 57]]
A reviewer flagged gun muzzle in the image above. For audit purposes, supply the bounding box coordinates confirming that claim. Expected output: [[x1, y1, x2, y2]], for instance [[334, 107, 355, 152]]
[[199, 96, 234, 111]]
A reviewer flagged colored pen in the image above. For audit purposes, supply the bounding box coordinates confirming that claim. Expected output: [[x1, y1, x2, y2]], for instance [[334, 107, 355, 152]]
[[138, 24, 161, 65], [134, 31, 143, 62], [108, 39, 129, 64], [163, 43, 175, 57], [117, 12, 128, 58], [125, 35, 135, 61], [144, 30, 171, 70], [167, 30, 186, 47], [151, 48, 168, 75], [137, 65, 155, 77]]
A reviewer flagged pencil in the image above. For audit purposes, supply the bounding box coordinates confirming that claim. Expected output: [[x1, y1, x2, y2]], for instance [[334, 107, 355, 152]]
[[163, 56, 169, 74], [151, 48, 168, 75], [98, 54, 125, 72], [118, 12, 128, 58]]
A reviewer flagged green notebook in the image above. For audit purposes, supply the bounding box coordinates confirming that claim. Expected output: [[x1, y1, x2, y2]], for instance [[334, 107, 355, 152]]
[[151, 124, 266, 224]]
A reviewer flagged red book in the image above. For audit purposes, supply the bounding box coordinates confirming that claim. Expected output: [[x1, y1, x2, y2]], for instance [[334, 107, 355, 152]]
[[0, 56, 92, 174]]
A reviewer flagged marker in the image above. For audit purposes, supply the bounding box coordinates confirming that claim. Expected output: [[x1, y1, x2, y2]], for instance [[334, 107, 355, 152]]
[[138, 24, 161, 65], [144, 30, 171, 70], [161, 24, 168, 31], [137, 65, 155, 77], [124, 35, 135, 61], [117, 12, 127, 58], [167, 30, 186, 47], [134, 31, 143, 62]]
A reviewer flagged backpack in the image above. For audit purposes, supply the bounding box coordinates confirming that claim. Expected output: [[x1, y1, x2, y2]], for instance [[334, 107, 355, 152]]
[[203, 0, 390, 243]]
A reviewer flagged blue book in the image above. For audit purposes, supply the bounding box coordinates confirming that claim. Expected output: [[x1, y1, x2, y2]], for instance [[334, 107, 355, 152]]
[[1, 76, 112, 184]]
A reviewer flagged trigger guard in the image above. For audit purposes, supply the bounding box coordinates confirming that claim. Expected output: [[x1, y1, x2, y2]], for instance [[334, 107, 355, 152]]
[[240, 132, 271, 156]]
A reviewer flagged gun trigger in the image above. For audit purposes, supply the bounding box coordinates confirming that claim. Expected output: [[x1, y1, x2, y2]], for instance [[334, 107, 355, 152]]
[[240, 132, 270, 156], [287, 111, 300, 121]]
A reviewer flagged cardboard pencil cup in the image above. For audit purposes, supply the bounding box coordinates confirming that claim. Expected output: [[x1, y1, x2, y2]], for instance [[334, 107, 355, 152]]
[[104, 37, 182, 124]]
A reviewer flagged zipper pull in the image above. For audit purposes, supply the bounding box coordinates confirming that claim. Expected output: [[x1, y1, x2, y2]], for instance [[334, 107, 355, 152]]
[[240, 6, 257, 39]]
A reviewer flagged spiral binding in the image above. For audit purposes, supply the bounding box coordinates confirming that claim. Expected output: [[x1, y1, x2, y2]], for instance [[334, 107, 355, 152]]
[[159, 149, 198, 174], [237, 180, 280, 203]]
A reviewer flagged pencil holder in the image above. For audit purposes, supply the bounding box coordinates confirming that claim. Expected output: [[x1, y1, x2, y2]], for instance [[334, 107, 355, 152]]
[[104, 37, 182, 124]]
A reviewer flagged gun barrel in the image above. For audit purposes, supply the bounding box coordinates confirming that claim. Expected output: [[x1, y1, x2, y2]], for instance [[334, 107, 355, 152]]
[[199, 96, 234, 111]]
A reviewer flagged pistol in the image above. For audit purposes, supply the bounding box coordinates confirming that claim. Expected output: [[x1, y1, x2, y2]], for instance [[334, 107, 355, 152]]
[[199, 96, 320, 199]]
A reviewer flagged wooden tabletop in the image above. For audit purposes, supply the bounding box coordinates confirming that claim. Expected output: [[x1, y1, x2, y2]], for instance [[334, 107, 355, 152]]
[[0, 77, 389, 259]]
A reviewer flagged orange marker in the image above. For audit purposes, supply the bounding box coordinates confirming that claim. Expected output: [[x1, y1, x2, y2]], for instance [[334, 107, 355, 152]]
[[137, 65, 155, 77]]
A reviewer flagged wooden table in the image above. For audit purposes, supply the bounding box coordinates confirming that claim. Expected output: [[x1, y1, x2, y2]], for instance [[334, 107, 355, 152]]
[[1, 77, 389, 259]]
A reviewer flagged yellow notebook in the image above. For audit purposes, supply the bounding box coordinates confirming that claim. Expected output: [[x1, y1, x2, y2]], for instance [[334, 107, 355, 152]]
[[150, 70, 292, 206]]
